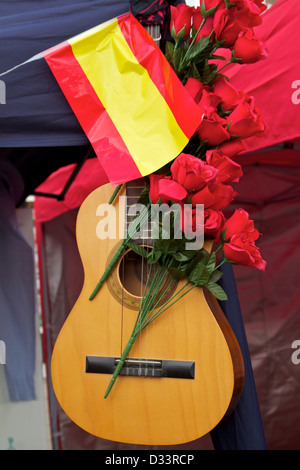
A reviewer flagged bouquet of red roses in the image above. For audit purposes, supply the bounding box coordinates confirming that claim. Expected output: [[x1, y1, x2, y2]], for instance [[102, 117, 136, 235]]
[[135, 0, 267, 286], [102, 0, 267, 397]]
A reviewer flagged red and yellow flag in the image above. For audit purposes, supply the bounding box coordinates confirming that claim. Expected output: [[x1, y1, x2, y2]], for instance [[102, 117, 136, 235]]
[[43, 12, 202, 185]]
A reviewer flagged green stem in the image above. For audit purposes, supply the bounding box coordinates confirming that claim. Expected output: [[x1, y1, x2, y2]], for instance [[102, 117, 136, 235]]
[[104, 262, 183, 398], [104, 336, 135, 398], [89, 240, 126, 300], [89, 204, 151, 300], [142, 283, 195, 328], [178, 18, 206, 73], [216, 59, 232, 74], [109, 184, 123, 205]]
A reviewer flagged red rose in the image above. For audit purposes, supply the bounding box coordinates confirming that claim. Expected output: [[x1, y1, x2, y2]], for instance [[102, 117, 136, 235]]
[[234, 0, 267, 27], [213, 8, 246, 47], [234, 29, 268, 64], [217, 139, 245, 158], [206, 149, 243, 184], [180, 204, 204, 239], [252, 0, 268, 14], [223, 208, 266, 271], [198, 112, 230, 146], [192, 8, 214, 42], [227, 94, 265, 139], [171, 153, 219, 192], [200, 0, 225, 9], [191, 181, 237, 211], [213, 76, 241, 112], [170, 4, 193, 40], [149, 174, 187, 204], [204, 208, 225, 239], [181, 206, 225, 241], [197, 89, 230, 145], [196, 89, 230, 145]]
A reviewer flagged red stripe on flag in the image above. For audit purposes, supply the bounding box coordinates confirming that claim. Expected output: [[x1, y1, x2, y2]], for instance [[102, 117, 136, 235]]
[[43, 42, 142, 185], [118, 13, 202, 139]]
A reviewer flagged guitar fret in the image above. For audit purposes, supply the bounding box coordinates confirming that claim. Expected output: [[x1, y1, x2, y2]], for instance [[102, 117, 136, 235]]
[[123, 179, 153, 243]]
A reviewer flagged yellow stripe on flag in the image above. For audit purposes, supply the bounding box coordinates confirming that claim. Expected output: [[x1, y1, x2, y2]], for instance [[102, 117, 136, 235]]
[[69, 19, 189, 176]]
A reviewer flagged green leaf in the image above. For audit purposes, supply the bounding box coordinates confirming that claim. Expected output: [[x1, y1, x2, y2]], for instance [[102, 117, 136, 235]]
[[174, 44, 186, 72], [206, 252, 216, 273], [147, 249, 161, 264], [185, 61, 202, 81], [184, 37, 211, 66], [168, 267, 186, 280], [126, 241, 149, 259], [164, 41, 175, 69], [209, 269, 223, 283], [220, 228, 228, 243], [206, 282, 228, 301], [171, 25, 186, 44], [187, 260, 211, 286], [205, 5, 219, 17]]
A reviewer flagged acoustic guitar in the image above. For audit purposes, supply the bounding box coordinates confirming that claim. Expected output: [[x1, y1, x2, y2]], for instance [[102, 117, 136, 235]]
[[51, 180, 245, 446]]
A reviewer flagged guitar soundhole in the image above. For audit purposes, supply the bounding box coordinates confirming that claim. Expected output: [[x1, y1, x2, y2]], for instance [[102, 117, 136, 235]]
[[106, 244, 178, 310], [119, 247, 156, 297]]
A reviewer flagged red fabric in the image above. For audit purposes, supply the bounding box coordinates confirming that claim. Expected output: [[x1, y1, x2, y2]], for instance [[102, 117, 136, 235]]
[[226, 0, 300, 153], [34, 158, 109, 223], [43, 41, 142, 184], [234, 148, 300, 167], [119, 13, 202, 138], [225, 161, 300, 449]]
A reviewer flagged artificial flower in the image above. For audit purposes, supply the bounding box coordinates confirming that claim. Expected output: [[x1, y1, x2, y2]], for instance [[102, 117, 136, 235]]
[[206, 149, 243, 184], [233, 29, 268, 64], [223, 208, 266, 271], [191, 181, 237, 211], [227, 94, 265, 138], [213, 76, 241, 112], [171, 153, 219, 192], [149, 173, 187, 204], [217, 139, 245, 158], [170, 3, 193, 40]]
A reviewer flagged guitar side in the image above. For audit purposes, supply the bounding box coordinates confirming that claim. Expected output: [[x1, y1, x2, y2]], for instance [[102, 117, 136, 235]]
[[51, 183, 244, 446]]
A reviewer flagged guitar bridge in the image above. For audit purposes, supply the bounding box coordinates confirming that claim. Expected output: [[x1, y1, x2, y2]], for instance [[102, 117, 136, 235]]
[[86, 356, 195, 379]]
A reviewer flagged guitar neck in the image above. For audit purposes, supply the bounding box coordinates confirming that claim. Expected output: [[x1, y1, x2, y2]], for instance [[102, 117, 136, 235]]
[[124, 25, 160, 244], [125, 178, 152, 244]]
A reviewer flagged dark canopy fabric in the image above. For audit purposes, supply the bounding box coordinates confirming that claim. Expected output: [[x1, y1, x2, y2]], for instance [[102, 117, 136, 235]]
[[0, 0, 130, 148]]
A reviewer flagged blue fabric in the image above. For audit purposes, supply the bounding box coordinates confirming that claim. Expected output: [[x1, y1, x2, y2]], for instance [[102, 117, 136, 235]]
[[0, 0, 130, 147], [210, 262, 267, 450], [0, 161, 36, 401]]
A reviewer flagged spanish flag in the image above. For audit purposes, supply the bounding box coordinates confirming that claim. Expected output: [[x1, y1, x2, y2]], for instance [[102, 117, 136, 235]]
[[43, 12, 202, 185]]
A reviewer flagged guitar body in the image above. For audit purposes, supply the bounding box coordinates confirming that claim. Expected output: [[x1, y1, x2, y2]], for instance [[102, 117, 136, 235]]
[[51, 183, 244, 446]]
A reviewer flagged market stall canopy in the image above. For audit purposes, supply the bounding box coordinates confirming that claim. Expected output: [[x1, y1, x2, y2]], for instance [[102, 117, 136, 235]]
[[0, 0, 130, 148], [226, 0, 300, 156]]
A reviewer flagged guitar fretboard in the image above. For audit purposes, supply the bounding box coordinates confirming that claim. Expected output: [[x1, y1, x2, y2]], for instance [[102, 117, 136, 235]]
[[125, 179, 152, 243]]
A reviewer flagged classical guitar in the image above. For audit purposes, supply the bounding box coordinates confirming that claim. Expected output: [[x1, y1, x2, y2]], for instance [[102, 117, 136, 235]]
[[51, 180, 245, 445]]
